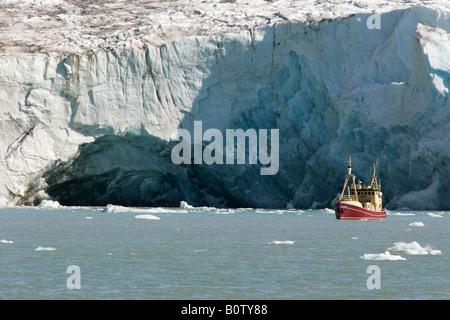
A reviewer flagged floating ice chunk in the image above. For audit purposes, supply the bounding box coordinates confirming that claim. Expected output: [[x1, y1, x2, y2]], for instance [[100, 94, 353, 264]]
[[256, 209, 285, 214], [85, 216, 93, 219], [426, 212, 443, 218], [134, 214, 161, 220], [35, 246, 56, 251], [104, 204, 136, 213], [104, 204, 185, 214], [269, 240, 295, 245], [409, 222, 424, 227], [388, 241, 441, 255], [210, 209, 230, 214], [427, 248, 442, 255], [0, 239, 14, 244], [360, 251, 406, 261], [387, 211, 415, 216], [38, 200, 61, 208], [180, 201, 194, 209]]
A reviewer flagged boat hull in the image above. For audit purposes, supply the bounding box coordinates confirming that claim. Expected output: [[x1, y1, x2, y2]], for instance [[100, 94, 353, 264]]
[[334, 201, 386, 220]]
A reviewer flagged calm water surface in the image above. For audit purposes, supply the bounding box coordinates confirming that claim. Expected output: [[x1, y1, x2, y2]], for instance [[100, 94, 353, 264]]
[[0, 206, 448, 299]]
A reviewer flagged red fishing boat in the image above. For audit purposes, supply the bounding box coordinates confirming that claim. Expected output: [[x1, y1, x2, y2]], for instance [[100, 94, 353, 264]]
[[334, 157, 386, 220]]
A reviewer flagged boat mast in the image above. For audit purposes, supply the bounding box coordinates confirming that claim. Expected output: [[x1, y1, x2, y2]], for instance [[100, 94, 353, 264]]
[[339, 156, 358, 202], [370, 162, 379, 189]]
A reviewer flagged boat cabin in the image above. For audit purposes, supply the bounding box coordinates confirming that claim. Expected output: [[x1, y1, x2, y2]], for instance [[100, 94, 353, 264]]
[[339, 157, 383, 211]]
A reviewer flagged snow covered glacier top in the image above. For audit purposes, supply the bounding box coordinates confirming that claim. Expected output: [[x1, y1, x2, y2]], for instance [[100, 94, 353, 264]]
[[0, 0, 446, 55], [0, 0, 449, 210]]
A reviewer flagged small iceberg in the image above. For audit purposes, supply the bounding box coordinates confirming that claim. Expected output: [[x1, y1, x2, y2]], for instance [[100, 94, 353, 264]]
[[426, 212, 443, 218], [180, 201, 194, 209], [408, 222, 424, 227], [104, 204, 186, 214], [134, 214, 160, 220], [360, 251, 406, 261], [269, 240, 295, 245], [322, 208, 335, 214], [35, 247, 57, 251], [38, 200, 61, 209], [387, 211, 415, 216], [0, 239, 14, 244], [388, 241, 441, 255], [255, 209, 285, 214]]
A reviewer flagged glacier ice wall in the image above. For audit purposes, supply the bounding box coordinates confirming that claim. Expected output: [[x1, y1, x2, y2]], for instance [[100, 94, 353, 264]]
[[1, 5, 449, 209]]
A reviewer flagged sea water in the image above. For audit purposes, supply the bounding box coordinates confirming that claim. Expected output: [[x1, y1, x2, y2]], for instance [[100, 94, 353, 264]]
[[0, 205, 448, 300]]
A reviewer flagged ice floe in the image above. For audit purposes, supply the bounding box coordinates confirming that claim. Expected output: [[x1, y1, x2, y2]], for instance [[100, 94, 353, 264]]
[[38, 200, 62, 209], [388, 241, 442, 256], [255, 209, 285, 214], [179, 201, 194, 209], [35, 246, 56, 251], [408, 222, 424, 227], [426, 212, 443, 218], [387, 211, 415, 216], [269, 240, 295, 245], [360, 251, 406, 261], [103, 204, 186, 214], [134, 214, 161, 220], [361, 240, 442, 261]]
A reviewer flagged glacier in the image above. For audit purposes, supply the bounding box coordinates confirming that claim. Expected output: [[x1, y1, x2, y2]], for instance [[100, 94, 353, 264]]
[[0, 0, 449, 209]]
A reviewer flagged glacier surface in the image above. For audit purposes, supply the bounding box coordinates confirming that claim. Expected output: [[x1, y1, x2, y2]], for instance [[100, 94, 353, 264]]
[[0, 0, 449, 209]]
